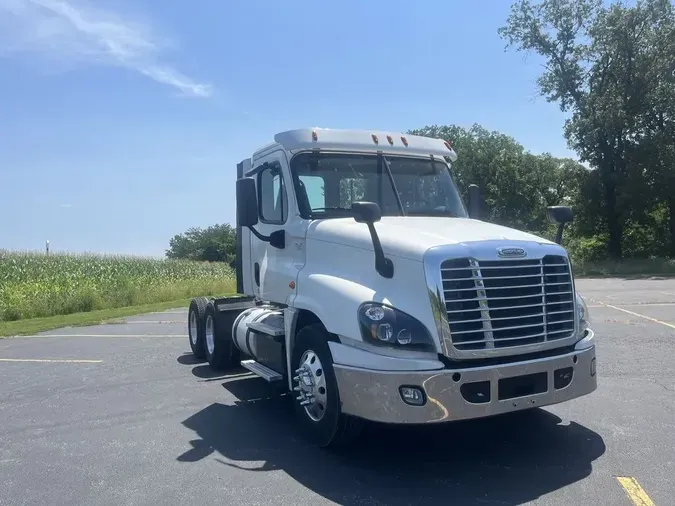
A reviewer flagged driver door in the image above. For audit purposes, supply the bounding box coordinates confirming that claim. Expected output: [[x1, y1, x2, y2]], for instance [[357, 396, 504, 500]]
[[249, 150, 294, 303]]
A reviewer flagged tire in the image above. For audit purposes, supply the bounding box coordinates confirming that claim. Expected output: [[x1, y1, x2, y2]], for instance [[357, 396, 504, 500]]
[[188, 297, 209, 359], [204, 302, 239, 371], [291, 323, 364, 448]]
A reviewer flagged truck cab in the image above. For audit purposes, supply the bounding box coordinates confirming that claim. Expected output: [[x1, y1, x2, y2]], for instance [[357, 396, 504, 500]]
[[187, 127, 597, 448]]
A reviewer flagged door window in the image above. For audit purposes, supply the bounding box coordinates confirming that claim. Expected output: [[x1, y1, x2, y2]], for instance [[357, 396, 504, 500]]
[[258, 162, 288, 224]]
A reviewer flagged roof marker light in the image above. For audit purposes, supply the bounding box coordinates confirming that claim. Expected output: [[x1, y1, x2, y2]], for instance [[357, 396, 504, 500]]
[[401, 135, 408, 146], [386, 135, 394, 145], [312, 130, 318, 141], [372, 134, 379, 144], [444, 140, 453, 150]]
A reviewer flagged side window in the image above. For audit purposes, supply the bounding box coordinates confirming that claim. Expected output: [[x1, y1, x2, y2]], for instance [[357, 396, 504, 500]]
[[258, 163, 287, 223]]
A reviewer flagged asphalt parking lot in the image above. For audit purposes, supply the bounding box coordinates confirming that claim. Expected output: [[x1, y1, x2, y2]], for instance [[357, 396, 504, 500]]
[[1, 277, 674, 506]]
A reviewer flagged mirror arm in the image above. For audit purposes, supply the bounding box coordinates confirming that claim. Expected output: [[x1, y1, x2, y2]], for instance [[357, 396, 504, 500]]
[[365, 222, 394, 278], [248, 225, 268, 242], [248, 226, 285, 249], [554, 223, 565, 245], [468, 184, 483, 220], [352, 201, 392, 279]]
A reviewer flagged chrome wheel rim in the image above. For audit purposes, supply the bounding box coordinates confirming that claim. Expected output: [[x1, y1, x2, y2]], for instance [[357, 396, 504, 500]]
[[189, 311, 198, 346], [205, 315, 215, 355], [293, 350, 327, 422]]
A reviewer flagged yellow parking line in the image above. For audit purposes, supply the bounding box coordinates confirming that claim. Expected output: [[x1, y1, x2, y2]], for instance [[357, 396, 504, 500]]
[[616, 477, 655, 506], [593, 300, 675, 330], [0, 358, 103, 363]]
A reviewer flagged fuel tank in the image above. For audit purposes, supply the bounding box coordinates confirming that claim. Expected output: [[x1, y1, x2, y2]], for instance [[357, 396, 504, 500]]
[[232, 306, 286, 373]]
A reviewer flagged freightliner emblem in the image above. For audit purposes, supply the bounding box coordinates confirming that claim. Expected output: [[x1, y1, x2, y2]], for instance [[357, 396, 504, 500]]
[[497, 247, 527, 258]]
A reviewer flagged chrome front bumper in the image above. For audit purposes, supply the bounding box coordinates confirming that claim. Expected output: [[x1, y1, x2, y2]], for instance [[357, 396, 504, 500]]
[[331, 338, 597, 424]]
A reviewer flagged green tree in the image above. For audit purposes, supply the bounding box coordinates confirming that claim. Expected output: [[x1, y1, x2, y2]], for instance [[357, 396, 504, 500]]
[[409, 123, 586, 237], [635, 0, 675, 254], [499, 0, 675, 258], [166, 224, 237, 267]]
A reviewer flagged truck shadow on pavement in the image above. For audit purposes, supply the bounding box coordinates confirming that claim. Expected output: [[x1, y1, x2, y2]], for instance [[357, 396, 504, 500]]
[[178, 374, 605, 506]]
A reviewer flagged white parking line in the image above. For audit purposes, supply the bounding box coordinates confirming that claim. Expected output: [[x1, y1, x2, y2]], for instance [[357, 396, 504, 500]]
[[0, 358, 103, 363], [621, 303, 675, 307], [588, 303, 675, 308], [17, 334, 186, 338], [592, 300, 675, 330], [114, 321, 185, 324]]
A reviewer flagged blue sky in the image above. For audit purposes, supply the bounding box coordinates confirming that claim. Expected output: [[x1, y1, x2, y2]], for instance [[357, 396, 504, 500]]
[[0, 0, 576, 257]]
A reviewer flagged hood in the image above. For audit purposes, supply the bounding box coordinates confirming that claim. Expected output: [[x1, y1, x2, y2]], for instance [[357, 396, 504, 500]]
[[306, 217, 557, 261]]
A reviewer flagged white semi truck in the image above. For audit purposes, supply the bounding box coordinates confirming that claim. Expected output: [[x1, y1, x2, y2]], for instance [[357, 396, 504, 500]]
[[186, 127, 597, 448]]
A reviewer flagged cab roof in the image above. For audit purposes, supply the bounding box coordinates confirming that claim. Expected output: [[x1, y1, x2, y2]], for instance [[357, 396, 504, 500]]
[[255, 127, 458, 162]]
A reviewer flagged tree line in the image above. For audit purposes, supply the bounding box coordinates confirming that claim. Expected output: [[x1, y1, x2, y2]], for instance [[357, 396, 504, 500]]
[[166, 0, 675, 264], [499, 0, 675, 260]]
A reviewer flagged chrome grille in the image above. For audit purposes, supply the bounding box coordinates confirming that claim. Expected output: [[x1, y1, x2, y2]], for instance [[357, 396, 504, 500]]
[[440, 255, 575, 351]]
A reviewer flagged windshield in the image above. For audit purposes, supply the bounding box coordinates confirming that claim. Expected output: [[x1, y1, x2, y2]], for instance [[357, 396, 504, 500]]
[[290, 152, 469, 219]]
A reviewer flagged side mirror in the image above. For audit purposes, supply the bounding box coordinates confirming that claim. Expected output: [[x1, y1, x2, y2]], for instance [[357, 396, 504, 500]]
[[547, 205, 574, 245], [236, 177, 259, 227], [468, 184, 483, 220], [236, 176, 285, 249], [351, 201, 392, 279], [352, 201, 382, 223], [547, 205, 574, 225]]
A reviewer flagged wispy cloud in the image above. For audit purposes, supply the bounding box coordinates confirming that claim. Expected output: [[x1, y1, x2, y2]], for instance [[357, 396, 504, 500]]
[[0, 0, 212, 97]]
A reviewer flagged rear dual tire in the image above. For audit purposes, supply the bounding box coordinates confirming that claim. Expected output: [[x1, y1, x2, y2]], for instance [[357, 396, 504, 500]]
[[188, 297, 209, 359], [188, 297, 239, 370], [203, 303, 240, 371]]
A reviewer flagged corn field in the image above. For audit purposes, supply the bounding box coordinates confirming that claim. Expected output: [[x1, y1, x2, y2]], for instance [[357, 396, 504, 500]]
[[0, 250, 235, 321]]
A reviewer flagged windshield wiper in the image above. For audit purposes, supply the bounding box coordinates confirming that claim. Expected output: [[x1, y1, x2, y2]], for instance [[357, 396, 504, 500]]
[[407, 209, 458, 217], [311, 207, 353, 213], [309, 207, 354, 219], [379, 154, 405, 216]]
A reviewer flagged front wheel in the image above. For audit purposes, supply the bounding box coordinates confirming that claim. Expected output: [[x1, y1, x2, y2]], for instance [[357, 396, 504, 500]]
[[291, 323, 363, 448]]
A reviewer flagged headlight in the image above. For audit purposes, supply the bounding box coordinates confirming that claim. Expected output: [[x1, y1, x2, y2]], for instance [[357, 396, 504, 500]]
[[576, 292, 591, 334], [358, 302, 435, 352]]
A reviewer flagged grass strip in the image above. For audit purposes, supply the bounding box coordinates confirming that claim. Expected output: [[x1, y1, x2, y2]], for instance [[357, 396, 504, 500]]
[[573, 258, 675, 278], [0, 298, 200, 337]]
